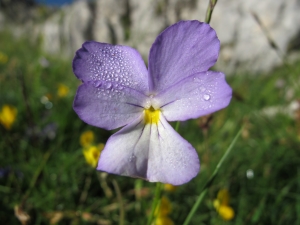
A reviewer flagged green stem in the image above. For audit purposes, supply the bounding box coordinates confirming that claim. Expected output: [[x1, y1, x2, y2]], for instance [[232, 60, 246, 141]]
[[205, 0, 219, 24], [183, 127, 242, 225], [147, 182, 162, 225], [112, 179, 124, 225], [20, 148, 53, 207]]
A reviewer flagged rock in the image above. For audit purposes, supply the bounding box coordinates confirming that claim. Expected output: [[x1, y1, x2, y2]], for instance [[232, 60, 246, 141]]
[[40, 0, 92, 57], [1, 0, 300, 74]]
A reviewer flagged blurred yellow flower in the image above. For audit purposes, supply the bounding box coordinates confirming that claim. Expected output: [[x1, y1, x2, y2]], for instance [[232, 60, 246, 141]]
[[164, 184, 177, 192], [80, 130, 95, 147], [213, 189, 235, 221], [218, 205, 235, 221], [0, 51, 8, 64], [83, 144, 104, 167], [0, 104, 17, 130], [153, 196, 174, 225], [217, 189, 230, 205], [155, 196, 172, 217], [155, 216, 174, 225], [57, 84, 69, 98]]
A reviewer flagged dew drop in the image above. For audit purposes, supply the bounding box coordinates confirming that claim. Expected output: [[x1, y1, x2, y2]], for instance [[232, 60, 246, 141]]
[[203, 94, 210, 101], [199, 87, 206, 92], [105, 82, 112, 89], [128, 154, 136, 162], [93, 80, 102, 88]]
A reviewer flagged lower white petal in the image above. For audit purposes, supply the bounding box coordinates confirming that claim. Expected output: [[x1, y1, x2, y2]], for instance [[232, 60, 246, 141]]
[[97, 115, 200, 185]]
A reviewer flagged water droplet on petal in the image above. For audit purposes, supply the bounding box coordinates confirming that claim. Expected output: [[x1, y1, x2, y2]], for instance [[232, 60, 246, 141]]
[[199, 87, 206, 92], [128, 154, 136, 162], [93, 80, 102, 88], [203, 94, 210, 101], [105, 82, 112, 89]]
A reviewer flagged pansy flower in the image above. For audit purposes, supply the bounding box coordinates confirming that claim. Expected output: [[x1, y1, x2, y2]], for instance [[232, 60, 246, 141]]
[[73, 20, 232, 185]]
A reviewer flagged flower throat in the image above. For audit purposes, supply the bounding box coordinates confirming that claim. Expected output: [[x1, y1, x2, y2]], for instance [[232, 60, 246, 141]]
[[144, 106, 160, 124]]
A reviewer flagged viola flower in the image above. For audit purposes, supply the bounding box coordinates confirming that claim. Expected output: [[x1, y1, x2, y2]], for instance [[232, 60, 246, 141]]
[[73, 20, 232, 185]]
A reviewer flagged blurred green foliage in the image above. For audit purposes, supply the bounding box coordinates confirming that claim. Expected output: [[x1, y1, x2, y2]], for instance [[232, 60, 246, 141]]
[[0, 29, 300, 225]]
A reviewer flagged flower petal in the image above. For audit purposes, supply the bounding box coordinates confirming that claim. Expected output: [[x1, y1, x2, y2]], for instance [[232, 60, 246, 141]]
[[73, 41, 149, 93], [73, 81, 147, 130], [148, 20, 220, 92], [97, 115, 199, 185], [147, 115, 200, 185], [153, 71, 232, 121]]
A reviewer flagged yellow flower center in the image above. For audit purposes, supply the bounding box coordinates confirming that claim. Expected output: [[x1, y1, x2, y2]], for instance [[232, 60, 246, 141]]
[[144, 106, 160, 124]]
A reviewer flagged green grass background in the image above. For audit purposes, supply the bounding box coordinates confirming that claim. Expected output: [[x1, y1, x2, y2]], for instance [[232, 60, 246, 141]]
[[0, 29, 299, 225]]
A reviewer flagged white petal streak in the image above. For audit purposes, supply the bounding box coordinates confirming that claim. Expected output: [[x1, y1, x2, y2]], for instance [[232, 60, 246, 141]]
[[97, 114, 199, 185], [148, 116, 200, 185], [97, 115, 149, 179]]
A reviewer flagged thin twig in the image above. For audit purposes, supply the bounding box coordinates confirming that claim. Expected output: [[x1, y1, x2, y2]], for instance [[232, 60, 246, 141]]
[[251, 11, 300, 90], [97, 172, 113, 198], [251, 11, 285, 62], [112, 179, 125, 225], [79, 172, 92, 204]]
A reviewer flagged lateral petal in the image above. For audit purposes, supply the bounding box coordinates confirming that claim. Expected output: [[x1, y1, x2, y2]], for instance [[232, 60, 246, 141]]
[[73, 81, 147, 130], [148, 20, 220, 92], [73, 41, 149, 93], [153, 71, 232, 121], [97, 115, 200, 185]]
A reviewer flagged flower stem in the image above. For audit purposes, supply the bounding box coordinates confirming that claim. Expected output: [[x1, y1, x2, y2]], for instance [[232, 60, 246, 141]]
[[147, 182, 162, 225], [205, 0, 218, 24], [183, 127, 242, 225]]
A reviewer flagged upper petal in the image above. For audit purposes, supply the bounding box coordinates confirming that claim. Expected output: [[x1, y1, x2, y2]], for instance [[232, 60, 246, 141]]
[[73, 81, 147, 130], [148, 20, 220, 92], [97, 114, 200, 185], [73, 41, 149, 93], [153, 71, 232, 121]]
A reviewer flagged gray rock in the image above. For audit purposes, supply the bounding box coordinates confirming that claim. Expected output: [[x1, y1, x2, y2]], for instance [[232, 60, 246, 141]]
[[2, 0, 300, 74]]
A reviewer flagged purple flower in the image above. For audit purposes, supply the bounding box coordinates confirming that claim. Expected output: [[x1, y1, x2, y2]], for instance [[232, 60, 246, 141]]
[[73, 21, 232, 185]]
